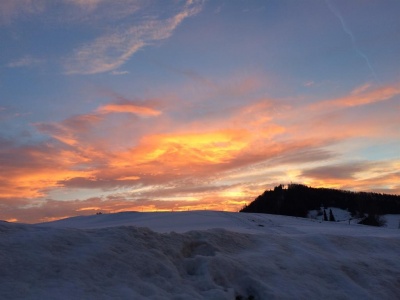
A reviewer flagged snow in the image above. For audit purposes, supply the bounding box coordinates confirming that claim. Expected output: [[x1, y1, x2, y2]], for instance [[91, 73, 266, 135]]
[[384, 214, 400, 229], [308, 207, 400, 228], [1, 211, 400, 299], [308, 207, 352, 223]]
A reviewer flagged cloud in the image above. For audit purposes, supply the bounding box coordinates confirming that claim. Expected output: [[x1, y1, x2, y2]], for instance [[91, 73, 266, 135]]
[[57, 176, 140, 190], [66, 0, 103, 10], [0, 140, 95, 199], [7, 55, 43, 68], [297, 159, 400, 193], [357, 170, 400, 194], [2, 74, 400, 223], [8, 161, 399, 224], [267, 148, 336, 166], [0, 191, 247, 223], [22, 92, 287, 200], [1, 1, 202, 73], [110, 70, 129, 76], [97, 102, 162, 117], [0, 0, 44, 23], [0, 0, 139, 24], [126, 129, 250, 165], [35, 113, 102, 146], [302, 161, 373, 180], [4, 161, 400, 223], [311, 83, 400, 110], [35, 97, 164, 153], [281, 81, 400, 145], [0, 76, 331, 214], [64, 0, 203, 74]]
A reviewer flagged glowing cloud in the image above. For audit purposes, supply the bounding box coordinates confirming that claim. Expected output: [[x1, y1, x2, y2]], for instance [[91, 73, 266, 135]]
[[0, 143, 95, 199], [97, 103, 162, 117], [111, 129, 251, 171], [311, 83, 400, 110]]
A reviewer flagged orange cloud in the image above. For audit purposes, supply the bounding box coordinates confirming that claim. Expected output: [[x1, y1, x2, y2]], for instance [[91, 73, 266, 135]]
[[50, 97, 290, 195], [0, 143, 95, 199], [35, 114, 102, 146], [1, 169, 93, 199], [0, 187, 230, 222], [312, 83, 400, 110], [3, 77, 400, 223], [7, 156, 399, 223], [8, 94, 308, 208], [285, 83, 400, 143], [300, 160, 400, 194], [110, 129, 251, 173], [97, 103, 162, 116]]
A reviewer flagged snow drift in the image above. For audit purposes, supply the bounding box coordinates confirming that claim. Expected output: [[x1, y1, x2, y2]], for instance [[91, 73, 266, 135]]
[[1, 211, 399, 299]]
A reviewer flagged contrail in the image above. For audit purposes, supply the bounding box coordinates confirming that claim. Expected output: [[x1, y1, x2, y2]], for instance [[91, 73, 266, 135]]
[[325, 0, 379, 83]]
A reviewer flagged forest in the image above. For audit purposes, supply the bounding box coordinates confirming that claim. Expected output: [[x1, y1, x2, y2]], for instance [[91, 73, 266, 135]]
[[240, 184, 400, 226]]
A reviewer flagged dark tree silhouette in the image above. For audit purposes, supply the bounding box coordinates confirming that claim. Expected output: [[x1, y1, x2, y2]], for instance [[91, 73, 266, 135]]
[[240, 184, 400, 221], [358, 214, 387, 227], [329, 209, 335, 222], [323, 209, 328, 221]]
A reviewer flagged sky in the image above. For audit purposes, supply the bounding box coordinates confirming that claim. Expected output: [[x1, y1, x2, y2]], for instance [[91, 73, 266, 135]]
[[0, 0, 399, 223]]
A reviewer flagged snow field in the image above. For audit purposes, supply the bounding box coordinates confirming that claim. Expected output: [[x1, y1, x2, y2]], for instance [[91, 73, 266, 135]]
[[0, 211, 399, 299]]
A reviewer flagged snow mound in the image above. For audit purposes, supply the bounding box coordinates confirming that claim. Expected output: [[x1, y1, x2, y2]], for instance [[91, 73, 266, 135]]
[[1, 212, 400, 299]]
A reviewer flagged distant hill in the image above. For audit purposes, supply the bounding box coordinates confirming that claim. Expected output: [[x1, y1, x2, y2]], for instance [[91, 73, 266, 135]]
[[240, 184, 400, 223]]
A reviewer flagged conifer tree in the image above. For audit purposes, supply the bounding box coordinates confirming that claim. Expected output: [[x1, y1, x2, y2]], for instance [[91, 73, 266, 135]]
[[323, 209, 328, 221], [329, 209, 336, 222]]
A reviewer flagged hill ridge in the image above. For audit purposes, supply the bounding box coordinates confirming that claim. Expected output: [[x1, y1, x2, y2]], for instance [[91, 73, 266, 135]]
[[240, 184, 400, 223]]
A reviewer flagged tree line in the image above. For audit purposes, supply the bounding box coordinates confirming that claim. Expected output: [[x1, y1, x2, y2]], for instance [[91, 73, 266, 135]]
[[240, 184, 400, 226]]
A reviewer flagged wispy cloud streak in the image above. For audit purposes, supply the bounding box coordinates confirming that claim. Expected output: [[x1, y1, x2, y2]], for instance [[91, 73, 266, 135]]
[[7, 55, 43, 68], [97, 103, 162, 117], [64, 0, 203, 74], [325, 0, 379, 83], [310, 82, 400, 110]]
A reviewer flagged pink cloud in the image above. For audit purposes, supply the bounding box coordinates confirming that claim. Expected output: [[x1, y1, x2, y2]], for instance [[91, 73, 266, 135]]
[[0, 141, 95, 200], [0, 0, 44, 23], [2, 76, 400, 223], [97, 103, 162, 117], [311, 83, 400, 110]]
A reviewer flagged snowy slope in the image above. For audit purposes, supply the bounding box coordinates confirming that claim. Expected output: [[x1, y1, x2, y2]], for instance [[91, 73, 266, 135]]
[[1, 211, 399, 299]]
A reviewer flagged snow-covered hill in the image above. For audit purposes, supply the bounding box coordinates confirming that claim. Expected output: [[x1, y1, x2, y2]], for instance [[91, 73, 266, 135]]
[[1, 211, 399, 299]]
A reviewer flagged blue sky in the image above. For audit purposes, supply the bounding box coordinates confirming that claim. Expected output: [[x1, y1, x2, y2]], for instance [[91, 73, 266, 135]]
[[0, 0, 399, 222]]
